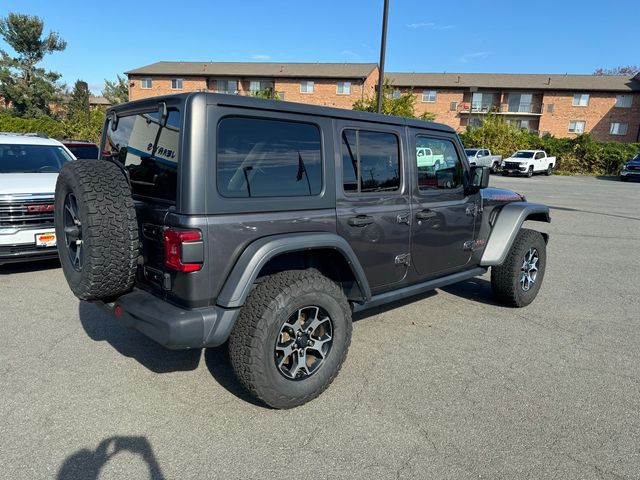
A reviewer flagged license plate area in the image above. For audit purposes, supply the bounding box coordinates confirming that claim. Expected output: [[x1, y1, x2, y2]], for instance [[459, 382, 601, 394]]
[[35, 232, 56, 247]]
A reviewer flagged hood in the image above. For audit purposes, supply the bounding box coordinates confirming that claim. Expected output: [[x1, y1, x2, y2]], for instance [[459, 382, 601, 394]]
[[481, 187, 525, 206], [0, 173, 58, 196]]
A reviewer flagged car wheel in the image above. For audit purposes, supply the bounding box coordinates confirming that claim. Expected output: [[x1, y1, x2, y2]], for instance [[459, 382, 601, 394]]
[[620, 177, 628, 182], [228, 270, 352, 409], [545, 164, 553, 176], [491, 162, 500, 174], [502, 171, 509, 177], [491, 228, 547, 308], [526, 166, 534, 178], [54, 160, 139, 300]]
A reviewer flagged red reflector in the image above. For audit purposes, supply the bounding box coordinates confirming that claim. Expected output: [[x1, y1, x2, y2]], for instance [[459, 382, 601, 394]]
[[163, 229, 202, 272], [114, 305, 122, 317], [27, 204, 54, 212]]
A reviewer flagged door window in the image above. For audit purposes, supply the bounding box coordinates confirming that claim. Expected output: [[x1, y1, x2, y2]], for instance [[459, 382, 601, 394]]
[[341, 129, 400, 193], [415, 137, 463, 191]]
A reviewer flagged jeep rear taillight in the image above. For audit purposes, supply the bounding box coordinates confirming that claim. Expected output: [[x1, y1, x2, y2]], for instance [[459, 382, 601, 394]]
[[163, 229, 203, 272]]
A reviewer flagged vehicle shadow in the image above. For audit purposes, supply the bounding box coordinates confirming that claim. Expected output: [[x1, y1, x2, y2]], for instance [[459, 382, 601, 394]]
[[595, 175, 624, 182], [352, 290, 438, 322], [441, 277, 506, 307], [0, 258, 60, 275], [203, 347, 266, 407], [78, 301, 201, 374], [57, 436, 165, 480]]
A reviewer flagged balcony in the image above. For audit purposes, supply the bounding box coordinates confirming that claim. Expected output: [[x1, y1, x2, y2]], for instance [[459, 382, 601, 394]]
[[458, 102, 543, 115]]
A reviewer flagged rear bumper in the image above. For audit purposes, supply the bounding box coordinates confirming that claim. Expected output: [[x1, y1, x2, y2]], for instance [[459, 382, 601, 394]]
[[95, 288, 240, 349]]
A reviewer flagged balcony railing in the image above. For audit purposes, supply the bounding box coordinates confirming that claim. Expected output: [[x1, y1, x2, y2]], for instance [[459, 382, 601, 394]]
[[500, 103, 543, 114], [459, 102, 543, 115]]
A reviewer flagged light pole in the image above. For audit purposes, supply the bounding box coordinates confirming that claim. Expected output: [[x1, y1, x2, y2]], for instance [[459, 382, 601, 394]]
[[376, 0, 389, 114]]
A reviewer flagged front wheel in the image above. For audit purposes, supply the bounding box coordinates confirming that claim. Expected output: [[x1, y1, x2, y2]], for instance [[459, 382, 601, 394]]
[[526, 166, 534, 178], [228, 270, 352, 409], [491, 228, 547, 307]]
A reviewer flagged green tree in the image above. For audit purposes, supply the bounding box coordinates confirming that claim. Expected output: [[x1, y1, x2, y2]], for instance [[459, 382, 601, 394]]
[[0, 12, 67, 117], [353, 81, 436, 121], [102, 74, 129, 104], [458, 113, 537, 158], [69, 79, 90, 117]]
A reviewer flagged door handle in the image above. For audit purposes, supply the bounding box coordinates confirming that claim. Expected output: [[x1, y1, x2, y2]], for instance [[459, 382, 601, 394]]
[[348, 215, 374, 227], [416, 210, 437, 220]]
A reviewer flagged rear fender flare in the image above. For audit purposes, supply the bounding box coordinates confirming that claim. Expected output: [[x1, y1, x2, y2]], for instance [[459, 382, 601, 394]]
[[480, 202, 550, 266], [216, 233, 371, 308]]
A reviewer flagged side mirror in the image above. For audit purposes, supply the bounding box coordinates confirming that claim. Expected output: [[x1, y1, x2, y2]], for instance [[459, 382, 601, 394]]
[[468, 166, 490, 190]]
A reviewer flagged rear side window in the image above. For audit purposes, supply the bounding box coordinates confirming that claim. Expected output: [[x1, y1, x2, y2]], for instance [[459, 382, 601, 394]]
[[217, 117, 322, 198], [341, 129, 400, 193], [104, 109, 181, 202]]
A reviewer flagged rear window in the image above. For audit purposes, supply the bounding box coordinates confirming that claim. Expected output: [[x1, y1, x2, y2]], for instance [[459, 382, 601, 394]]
[[217, 117, 322, 198], [0, 144, 72, 173], [67, 145, 99, 159], [103, 109, 181, 202]]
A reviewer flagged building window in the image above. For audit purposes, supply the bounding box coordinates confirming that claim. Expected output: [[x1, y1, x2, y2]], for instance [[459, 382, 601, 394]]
[[615, 95, 633, 108], [140, 78, 152, 89], [547, 103, 554, 113], [516, 119, 530, 130], [171, 78, 183, 90], [216, 79, 238, 95], [300, 81, 314, 94], [568, 120, 586, 133], [217, 117, 322, 198], [249, 80, 272, 93], [336, 81, 351, 95], [450, 101, 457, 111], [421, 90, 437, 102], [471, 92, 494, 112], [386, 89, 401, 99], [341, 129, 400, 194], [572, 93, 590, 107], [610, 122, 628, 135], [507, 93, 533, 113]]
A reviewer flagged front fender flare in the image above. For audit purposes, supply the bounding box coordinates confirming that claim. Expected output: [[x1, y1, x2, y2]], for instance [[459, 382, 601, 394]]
[[216, 232, 371, 308], [480, 202, 550, 266]]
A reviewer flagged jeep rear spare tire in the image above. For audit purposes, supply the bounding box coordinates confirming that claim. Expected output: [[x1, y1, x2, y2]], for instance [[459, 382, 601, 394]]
[[55, 159, 139, 301]]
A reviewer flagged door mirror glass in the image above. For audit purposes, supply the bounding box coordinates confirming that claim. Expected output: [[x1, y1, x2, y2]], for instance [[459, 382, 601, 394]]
[[469, 166, 490, 189]]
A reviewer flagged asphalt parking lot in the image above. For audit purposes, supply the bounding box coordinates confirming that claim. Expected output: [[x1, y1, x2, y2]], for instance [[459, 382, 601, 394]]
[[1, 174, 639, 480]]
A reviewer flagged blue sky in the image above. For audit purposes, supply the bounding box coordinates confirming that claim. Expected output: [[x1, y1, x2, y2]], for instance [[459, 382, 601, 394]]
[[1, 0, 638, 94]]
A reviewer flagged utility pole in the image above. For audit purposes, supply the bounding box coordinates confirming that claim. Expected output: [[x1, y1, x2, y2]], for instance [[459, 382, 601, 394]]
[[376, 0, 389, 114]]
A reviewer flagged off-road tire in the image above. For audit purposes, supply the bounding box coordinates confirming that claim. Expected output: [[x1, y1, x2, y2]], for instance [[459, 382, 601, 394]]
[[228, 270, 352, 409], [545, 164, 553, 176], [55, 160, 139, 301], [526, 166, 534, 178], [491, 228, 546, 308]]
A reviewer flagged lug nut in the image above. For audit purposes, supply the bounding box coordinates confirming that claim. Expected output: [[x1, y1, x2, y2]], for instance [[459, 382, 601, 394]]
[[307, 340, 313, 346]]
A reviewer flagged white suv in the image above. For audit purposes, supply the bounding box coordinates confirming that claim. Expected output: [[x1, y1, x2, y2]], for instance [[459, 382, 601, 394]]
[[0, 134, 75, 266]]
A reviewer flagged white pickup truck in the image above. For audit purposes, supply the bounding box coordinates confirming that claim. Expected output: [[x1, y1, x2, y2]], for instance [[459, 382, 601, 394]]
[[501, 150, 556, 177], [465, 148, 503, 173], [0, 133, 75, 266]]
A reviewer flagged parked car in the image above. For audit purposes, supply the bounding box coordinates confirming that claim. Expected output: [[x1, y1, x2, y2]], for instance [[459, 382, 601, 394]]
[[54, 93, 551, 408], [0, 133, 75, 266], [465, 148, 503, 173], [62, 140, 99, 160], [620, 153, 640, 182], [502, 150, 556, 177]]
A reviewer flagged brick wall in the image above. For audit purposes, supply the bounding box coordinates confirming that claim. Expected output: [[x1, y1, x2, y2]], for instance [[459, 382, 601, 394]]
[[410, 88, 465, 130], [539, 91, 640, 142], [129, 75, 207, 101]]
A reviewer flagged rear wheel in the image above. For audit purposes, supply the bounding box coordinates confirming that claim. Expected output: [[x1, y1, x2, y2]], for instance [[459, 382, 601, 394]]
[[545, 164, 553, 176], [526, 166, 534, 177], [228, 270, 352, 409], [491, 228, 546, 307], [491, 162, 500, 174], [54, 160, 139, 301]]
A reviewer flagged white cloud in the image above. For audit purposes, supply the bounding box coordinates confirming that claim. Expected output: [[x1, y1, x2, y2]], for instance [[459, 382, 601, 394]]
[[251, 54, 271, 60], [408, 22, 454, 30], [460, 51, 489, 63]]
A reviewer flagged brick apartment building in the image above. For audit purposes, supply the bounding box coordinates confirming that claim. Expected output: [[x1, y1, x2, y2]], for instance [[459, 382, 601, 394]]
[[126, 61, 379, 109], [126, 62, 640, 142]]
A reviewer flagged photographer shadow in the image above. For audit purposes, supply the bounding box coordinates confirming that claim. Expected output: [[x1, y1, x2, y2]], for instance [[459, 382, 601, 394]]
[[57, 436, 165, 480]]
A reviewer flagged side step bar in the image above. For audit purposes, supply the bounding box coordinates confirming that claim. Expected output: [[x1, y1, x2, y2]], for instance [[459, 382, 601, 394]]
[[353, 267, 488, 313]]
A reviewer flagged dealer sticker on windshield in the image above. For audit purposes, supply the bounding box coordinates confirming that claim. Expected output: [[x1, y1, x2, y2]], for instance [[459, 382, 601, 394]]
[[35, 232, 56, 247]]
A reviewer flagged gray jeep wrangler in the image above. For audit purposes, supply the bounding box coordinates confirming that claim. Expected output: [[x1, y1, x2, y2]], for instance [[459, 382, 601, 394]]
[[55, 93, 550, 409]]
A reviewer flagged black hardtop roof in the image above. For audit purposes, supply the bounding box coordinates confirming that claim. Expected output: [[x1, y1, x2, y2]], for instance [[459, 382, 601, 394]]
[[108, 92, 456, 134]]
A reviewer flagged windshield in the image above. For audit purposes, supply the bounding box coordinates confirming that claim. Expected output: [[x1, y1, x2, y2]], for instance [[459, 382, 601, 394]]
[[67, 145, 99, 159], [465, 149, 478, 156], [0, 144, 72, 173], [513, 151, 534, 158], [632, 153, 640, 162]]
